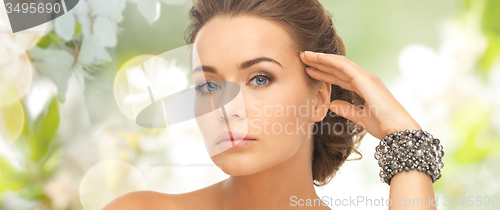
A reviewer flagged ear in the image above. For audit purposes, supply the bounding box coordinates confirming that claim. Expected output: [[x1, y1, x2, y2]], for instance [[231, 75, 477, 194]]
[[310, 82, 331, 123]]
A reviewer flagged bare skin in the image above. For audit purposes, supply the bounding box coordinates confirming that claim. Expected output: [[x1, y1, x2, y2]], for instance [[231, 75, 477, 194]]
[[102, 15, 437, 210], [300, 51, 437, 210]]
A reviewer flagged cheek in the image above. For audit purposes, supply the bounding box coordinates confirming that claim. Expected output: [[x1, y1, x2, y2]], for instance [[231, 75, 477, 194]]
[[251, 81, 313, 125], [194, 112, 222, 147], [246, 85, 313, 151]]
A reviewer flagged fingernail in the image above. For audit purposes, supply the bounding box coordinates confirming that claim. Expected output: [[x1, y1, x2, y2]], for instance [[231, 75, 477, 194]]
[[304, 51, 314, 54]]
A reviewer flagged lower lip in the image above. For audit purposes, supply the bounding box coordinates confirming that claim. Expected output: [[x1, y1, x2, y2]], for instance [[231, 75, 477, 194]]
[[217, 139, 256, 149]]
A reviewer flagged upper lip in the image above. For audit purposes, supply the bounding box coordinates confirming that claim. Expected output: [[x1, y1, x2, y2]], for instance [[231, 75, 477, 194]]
[[216, 130, 255, 144]]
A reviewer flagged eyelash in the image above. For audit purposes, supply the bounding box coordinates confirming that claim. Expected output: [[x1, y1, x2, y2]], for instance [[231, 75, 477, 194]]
[[248, 72, 275, 88], [195, 72, 275, 94]]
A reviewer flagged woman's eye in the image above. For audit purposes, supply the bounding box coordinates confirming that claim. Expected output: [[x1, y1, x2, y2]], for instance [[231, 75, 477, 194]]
[[196, 81, 221, 94], [195, 73, 273, 94], [249, 75, 272, 87], [252, 77, 268, 86]]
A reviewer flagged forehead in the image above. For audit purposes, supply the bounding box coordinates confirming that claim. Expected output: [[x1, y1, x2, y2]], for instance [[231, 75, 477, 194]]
[[192, 15, 296, 68]]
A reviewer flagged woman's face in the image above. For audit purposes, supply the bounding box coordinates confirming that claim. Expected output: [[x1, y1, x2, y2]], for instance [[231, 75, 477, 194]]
[[192, 15, 324, 175]]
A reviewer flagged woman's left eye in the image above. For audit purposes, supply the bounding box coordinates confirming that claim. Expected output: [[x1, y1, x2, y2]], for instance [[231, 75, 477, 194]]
[[249, 74, 274, 87]]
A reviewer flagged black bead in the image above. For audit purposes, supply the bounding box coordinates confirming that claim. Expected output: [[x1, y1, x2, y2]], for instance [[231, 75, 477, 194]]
[[433, 138, 440, 145], [406, 159, 414, 167], [426, 170, 432, 176], [415, 130, 423, 139]]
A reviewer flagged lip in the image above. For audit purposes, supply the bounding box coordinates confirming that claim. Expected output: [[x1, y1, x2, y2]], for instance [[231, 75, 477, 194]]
[[215, 129, 256, 146]]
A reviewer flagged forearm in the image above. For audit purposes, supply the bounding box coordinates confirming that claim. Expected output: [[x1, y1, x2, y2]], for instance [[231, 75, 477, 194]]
[[389, 169, 437, 210], [386, 123, 438, 210]]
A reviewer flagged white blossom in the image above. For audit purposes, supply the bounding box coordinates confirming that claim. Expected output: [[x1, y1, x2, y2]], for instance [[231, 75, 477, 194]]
[[28, 46, 76, 102], [54, 12, 76, 41], [137, 0, 161, 25]]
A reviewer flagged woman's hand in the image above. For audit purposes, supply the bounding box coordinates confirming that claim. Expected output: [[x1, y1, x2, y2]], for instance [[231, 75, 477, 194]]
[[299, 51, 421, 140], [299, 51, 437, 210]]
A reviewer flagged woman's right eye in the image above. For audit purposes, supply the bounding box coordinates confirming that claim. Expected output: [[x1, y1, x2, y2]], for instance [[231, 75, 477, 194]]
[[195, 81, 222, 94]]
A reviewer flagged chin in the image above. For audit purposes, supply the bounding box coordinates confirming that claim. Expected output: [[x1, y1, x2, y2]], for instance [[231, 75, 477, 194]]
[[210, 153, 265, 176]]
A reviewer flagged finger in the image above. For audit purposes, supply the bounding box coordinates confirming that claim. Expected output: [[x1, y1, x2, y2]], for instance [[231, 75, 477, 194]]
[[306, 67, 356, 92], [300, 53, 351, 81], [302, 51, 365, 80], [302, 52, 394, 117], [315, 53, 362, 79], [329, 100, 365, 126], [304, 52, 390, 107]]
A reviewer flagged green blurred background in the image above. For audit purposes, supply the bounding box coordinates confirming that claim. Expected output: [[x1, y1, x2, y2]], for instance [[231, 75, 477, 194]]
[[1, 0, 499, 209]]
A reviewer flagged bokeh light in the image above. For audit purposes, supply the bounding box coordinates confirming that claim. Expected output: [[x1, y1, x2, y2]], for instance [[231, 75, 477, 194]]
[[79, 160, 147, 210], [0, 38, 33, 106], [0, 88, 25, 144], [113, 54, 189, 121]]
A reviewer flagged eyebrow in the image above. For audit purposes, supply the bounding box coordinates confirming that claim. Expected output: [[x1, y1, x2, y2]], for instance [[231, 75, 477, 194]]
[[191, 57, 283, 74]]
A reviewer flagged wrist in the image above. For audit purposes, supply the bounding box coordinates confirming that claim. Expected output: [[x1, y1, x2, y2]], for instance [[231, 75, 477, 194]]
[[385, 123, 421, 139], [375, 129, 444, 185]]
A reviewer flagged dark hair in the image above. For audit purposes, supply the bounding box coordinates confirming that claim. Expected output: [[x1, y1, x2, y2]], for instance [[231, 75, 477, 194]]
[[185, 0, 367, 186]]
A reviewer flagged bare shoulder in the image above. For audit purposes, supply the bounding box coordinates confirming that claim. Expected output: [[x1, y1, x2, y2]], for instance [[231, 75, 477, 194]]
[[101, 181, 224, 210], [101, 190, 184, 210]]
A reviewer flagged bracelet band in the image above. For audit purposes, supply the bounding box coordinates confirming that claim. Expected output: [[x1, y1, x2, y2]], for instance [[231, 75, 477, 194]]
[[374, 129, 445, 185]]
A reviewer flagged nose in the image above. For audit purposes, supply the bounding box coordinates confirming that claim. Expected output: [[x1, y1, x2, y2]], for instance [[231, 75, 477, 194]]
[[218, 106, 244, 120], [217, 90, 246, 121]]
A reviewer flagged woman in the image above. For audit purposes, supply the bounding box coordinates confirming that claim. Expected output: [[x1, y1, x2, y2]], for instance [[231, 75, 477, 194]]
[[104, 0, 441, 209]]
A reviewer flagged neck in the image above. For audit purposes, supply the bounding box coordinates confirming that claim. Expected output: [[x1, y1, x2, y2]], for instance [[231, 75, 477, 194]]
[[217, 131, 328, 210]]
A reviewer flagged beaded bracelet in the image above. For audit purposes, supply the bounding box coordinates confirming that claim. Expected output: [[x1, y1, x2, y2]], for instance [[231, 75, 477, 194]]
[[374, 129, 445, 185]]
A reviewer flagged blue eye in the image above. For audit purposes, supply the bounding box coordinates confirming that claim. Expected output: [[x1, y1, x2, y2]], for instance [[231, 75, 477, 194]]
[[195, 73, 274, 95], [249, 73, 274, 87], [253, 77, 267, 85], [195, 81, 221, 94]]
